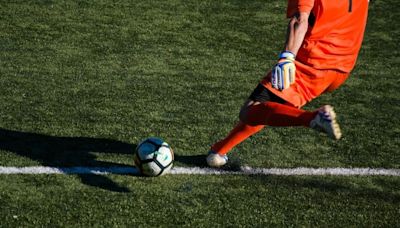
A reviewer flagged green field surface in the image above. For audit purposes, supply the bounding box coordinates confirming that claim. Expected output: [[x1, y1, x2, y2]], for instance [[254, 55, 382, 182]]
[[0, 0, 399, 227]]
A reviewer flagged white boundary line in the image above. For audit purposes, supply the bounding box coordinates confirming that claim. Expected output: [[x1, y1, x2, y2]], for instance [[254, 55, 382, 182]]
[[0, 166, 399, 176]]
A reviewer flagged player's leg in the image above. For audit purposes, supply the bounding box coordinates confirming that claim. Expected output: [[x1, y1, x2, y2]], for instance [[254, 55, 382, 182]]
[[207, 83, 322, 167], [211, 99, 265, 155], [206, 85, 283, 168], [216, 92, 318, 151], [206, 119, 264, 168], [207, 69, 346, 167], [240, 98, 342, 139], [261, 69, 346, 139], [240, 99, 317, 127], [306, 71, 349, 139]]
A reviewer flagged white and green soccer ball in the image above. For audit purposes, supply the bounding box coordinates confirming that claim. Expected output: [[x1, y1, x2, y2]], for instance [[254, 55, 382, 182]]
[[134, 137, 174, 177]]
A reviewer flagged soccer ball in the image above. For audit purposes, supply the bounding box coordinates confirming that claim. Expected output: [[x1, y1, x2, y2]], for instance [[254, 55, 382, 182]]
[[134, 137, 174, 177]]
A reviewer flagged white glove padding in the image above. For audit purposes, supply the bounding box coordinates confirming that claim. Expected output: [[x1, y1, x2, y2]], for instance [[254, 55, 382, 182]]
[[271, 51, 296, 90]]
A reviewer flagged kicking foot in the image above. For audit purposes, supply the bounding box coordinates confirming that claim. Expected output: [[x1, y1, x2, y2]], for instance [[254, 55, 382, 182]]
[[206, 151, 228, 168], [310, 105, 342, 140]]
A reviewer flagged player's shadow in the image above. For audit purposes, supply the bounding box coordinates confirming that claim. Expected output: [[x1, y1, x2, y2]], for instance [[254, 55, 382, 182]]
[[174, 154, 243, 172], [0, 128, 136, 192], [174, 154, 208, 167]]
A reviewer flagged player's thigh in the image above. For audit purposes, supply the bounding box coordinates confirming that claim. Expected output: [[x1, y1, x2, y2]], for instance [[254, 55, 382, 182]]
[[239, 84, 285, 121]]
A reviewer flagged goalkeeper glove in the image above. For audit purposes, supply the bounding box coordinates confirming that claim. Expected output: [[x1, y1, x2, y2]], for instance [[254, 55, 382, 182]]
[[271, 51, 296, 90]]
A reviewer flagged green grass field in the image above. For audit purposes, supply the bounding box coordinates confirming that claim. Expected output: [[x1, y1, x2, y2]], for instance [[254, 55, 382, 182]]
[[0, 0, 399, 227]]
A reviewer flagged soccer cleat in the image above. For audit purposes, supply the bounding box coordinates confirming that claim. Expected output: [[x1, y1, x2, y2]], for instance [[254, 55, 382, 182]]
[[206, 151, 228, 168], [310, 105, 342, 140]]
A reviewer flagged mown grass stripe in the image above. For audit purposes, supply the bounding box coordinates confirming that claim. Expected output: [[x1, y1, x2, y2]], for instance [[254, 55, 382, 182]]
[[0, 166, 399, 176]]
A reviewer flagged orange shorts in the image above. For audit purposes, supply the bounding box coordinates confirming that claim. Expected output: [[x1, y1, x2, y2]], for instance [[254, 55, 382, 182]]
[[260, 61, 349, 108]]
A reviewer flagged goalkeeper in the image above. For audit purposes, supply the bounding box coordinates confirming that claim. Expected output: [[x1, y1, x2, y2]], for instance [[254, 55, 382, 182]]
[[207, 0, 370, 167]]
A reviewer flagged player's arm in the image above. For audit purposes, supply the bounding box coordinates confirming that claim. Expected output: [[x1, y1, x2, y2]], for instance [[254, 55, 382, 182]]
[[284, 11, 310, 56], [271, 1, 313, 91]]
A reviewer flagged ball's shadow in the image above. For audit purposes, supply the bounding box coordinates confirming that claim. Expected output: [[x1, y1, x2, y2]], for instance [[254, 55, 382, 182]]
[[0, 128, 137, 192]]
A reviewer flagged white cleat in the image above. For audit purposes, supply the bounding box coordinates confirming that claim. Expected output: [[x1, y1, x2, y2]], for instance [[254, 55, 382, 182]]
[[206, 151, 228, 168], [310, 105, 342, 140]]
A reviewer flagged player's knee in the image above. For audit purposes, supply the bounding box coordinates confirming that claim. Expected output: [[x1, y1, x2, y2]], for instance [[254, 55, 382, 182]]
[[239, 107, 247, 123], [239, 100, 262, 125], [239, 106, 258, 126]]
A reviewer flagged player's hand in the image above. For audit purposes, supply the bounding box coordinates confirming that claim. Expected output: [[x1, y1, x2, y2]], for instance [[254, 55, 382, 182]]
[[271, 51, 296, 90]]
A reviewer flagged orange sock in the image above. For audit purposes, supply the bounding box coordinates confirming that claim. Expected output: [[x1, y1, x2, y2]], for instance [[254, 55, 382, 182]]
[[211, 102, 317, 155], [245, 102, 317, 127], [211, 121, 264, 155]]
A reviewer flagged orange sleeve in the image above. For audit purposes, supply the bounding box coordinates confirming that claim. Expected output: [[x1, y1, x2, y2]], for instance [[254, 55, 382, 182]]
[[287, 0, 314, 18]]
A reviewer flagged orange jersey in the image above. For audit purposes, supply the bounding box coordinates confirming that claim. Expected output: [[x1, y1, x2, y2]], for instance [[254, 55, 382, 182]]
[[287, 0, 369, 72]]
